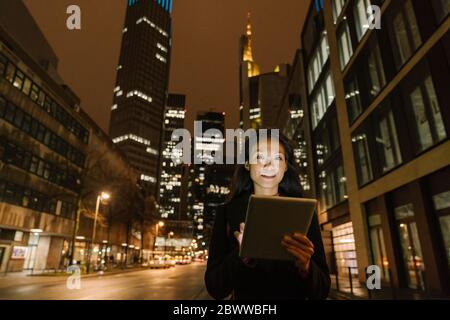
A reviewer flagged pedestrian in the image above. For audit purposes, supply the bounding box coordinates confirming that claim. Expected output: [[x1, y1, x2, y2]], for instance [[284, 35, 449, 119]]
[[204, 130, 331, 300]]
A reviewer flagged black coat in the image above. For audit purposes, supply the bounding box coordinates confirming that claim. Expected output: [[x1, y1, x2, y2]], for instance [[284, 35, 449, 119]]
[[204, 191, 331, 300]]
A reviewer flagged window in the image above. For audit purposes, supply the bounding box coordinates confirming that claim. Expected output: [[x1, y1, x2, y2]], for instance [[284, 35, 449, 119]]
[[22, 78, 31, 96], [354, 0, 372, 41], [394, 204, 425, 290], [338, 21, 353, 70], [0, 96, 86, 168], [345, 74, 363, 123], [432, 0, 450, 23], [5, 62, 15, 82], [5, 102, 15, 122], [307, 34, 330, 93], [319, 163, 347, 211], [366, 211, 390, 281], [431, 190, 450, 270], [332, 222, 358, 277], [352, 131, 373, 185], [333, 0, 346, 23], [13, 70, 24, 90], [374, 106, 402, 173], [389, 0, 422, 68], [311, 72, 335, 129], [367, 42, 386, 98], [0, 53, 6, 76], [315, 115, 340, 167], [0, 96, 5, 116], [30, 83, 39, 102], [407, 75, 446, 153]]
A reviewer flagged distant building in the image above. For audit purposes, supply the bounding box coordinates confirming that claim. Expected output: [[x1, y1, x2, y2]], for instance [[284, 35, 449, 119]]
[[239, 13, 290, 130], [109, 0, 172, 195], [158, 93, 186, 219], [187, 111, 232, 251]]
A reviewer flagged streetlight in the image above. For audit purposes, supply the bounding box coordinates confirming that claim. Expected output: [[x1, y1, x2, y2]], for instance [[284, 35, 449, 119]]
[[87, 191, 110, 273], [152, 221, 164, 258]]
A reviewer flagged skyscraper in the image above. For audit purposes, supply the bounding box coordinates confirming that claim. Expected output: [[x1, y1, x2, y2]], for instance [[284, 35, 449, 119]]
[[158, 93, 185, 219], [239, 13, 290, 130], [188, 111, 229, 250], [109, 0, 172, 195]]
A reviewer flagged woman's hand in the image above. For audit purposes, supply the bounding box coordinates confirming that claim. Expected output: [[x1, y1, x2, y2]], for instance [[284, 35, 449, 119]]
[[233, 222, 245, 248], [234, 223, 254, 266], [281, 232, 315, 276]]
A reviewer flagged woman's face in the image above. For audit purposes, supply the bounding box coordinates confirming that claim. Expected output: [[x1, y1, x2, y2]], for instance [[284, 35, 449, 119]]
[[247, 138, 287, 193]]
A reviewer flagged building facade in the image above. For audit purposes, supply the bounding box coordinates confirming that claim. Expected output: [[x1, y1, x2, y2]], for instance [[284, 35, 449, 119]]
[[109, 0, 172, 195], [158, 93, 185, 219], [277, 0, 450, 297], [187, 111, 230, 251], [0, 1, 150, 273]]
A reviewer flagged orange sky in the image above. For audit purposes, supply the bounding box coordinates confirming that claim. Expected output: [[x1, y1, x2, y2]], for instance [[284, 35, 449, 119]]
[[24, 0, 310, 133]]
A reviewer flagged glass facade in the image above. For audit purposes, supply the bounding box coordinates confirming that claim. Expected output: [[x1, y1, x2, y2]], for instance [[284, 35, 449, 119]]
[[367, 213, 390, 281], [405, 74, 447, 153], [373, 106, 402, 173], [319, 164, 347, 211], [0, 52, 89, 144], [338, 21, 353, 70], [394, 204, 426, 290], [354, 0, 372, 41], [332, 222, 358, 276], [0, 95, 86, 167], [388, 0, 422, 68]]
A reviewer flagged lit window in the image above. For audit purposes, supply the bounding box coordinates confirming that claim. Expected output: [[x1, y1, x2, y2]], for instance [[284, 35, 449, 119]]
[[354, 0, 372, 41], [126, 90, 153, 103], [136, 16, 169, 37], [157, 42, 168, 52], [338, 21, 353, 70], [112, 134, 151, 146], [389, 0, 422, 68], [333, 0, 347, 23], [140, 174, 156, 183], [156, 53, 167, 63]]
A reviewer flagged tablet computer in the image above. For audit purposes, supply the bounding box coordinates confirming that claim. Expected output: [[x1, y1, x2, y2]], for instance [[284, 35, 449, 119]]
[[239, 195, 317, 261]]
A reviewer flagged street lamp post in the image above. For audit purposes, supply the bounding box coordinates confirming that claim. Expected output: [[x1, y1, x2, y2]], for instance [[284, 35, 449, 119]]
[[152, 221, 164, 258], [86, 191, 110, 274]]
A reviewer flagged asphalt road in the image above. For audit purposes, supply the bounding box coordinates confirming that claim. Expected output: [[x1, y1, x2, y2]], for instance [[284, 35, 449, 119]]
[[0, 262, 212, 300]]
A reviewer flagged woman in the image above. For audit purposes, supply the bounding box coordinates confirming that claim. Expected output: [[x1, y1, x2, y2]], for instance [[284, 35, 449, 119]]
[[204, 131, 330, 300]]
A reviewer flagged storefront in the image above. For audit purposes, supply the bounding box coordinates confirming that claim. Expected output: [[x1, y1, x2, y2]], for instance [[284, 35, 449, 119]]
[[363, 165, 450, 296]]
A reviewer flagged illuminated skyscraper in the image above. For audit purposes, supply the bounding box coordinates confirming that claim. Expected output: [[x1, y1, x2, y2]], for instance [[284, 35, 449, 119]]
[[239, 13, 290, 130], [158, 93, 185, 219], [109, 0, 172, 195]]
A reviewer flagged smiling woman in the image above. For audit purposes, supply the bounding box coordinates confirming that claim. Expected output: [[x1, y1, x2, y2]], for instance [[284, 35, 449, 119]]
[[204, 130, 331, 300]]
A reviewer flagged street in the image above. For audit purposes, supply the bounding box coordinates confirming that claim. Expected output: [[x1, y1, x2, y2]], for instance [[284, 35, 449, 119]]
[[0, 262, 211, 300]]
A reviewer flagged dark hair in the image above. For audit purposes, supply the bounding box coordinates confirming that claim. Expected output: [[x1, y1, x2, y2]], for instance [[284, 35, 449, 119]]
[[227, 129, 303, 201]]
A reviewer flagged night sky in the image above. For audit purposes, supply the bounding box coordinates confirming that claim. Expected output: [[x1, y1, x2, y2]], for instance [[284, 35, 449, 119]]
[[24, 0, 310, 133]]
